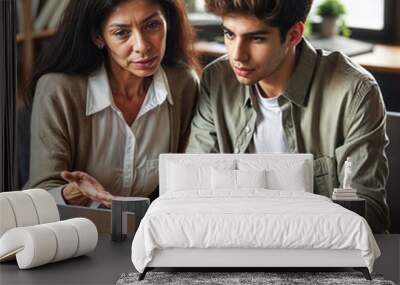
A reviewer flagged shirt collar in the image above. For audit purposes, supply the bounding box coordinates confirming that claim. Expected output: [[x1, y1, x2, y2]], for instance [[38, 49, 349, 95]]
[[283, 38, 319, 107], [156, 66, 174, 106], [86, 65, 173, 116], [86, 65, 113, 116], [243, 38, 319, 108], [137, 66, 173, 118]]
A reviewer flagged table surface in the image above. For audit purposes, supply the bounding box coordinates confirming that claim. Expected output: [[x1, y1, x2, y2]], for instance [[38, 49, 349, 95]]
[[1, 234, 398, 285], [352, 44, 400, 74]]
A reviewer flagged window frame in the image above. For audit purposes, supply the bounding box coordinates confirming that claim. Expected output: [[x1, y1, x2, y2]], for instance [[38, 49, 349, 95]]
[[311, 0, 397, 43], [347, 0, 393, 42]]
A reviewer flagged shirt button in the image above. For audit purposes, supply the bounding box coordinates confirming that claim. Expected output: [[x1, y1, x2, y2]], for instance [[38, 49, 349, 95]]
[[245, 126, 251, 133], [234, 148, 240, 153]]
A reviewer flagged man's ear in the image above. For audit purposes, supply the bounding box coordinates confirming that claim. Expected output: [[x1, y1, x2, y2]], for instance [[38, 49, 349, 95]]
[[286, 22, 304, 47]]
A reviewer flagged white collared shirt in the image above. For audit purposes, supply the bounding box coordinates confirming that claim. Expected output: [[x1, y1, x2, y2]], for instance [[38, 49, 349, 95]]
[[250, 84, 289, 153], [84, 65, 171, 200]]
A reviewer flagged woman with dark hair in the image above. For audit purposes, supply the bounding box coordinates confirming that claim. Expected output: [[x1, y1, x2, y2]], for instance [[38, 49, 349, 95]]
[[24, 0, 199, 207]]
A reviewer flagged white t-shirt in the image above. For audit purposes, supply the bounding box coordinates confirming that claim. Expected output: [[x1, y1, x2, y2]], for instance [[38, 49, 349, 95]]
[[250, 84, 289, 153]]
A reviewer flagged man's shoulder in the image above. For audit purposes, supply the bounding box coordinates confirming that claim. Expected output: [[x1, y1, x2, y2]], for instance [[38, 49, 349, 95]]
[[203, 55, 236, 81], [201, 55, 241, 97], [312, 49, 383, 116], [319, 49, 378, 94]]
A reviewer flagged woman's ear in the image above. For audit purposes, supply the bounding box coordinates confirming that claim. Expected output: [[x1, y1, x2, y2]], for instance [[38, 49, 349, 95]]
[[92, 33, 105, 49]]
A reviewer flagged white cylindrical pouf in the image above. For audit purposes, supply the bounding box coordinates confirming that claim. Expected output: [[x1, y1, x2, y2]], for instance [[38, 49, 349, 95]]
[[66, 218, 98, 257], [0, 196, 17, 237], [0, 226, 57, 269], [24, 189, 60, 223], [42, 221, 79, 262], [0, 218, 98, 269], [1, 192, 39, 227]]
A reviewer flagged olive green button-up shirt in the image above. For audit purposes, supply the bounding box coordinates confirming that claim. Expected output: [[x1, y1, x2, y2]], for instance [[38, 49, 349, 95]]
[[186, 39, 390, 233]]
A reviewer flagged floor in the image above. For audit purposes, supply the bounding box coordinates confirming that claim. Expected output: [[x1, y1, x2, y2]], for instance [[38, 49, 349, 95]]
[[374, 234, 400, 284]]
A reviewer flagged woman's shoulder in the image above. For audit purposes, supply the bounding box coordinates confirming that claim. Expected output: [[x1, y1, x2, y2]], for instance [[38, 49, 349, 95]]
[[36, 73, 87, 95], [163, 62, 199, 86], [35, 72, 87, 102], [36, 73, 86, 92], [33, 73, 89, 116]]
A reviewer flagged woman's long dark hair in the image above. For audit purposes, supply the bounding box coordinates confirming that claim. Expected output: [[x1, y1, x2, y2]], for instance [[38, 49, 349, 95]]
[[25, 0, 199, 106]]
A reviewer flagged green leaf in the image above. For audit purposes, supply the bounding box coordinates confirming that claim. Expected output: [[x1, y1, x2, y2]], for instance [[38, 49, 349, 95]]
[[340, 19, 351, 38], [317, 0, 346, 18]]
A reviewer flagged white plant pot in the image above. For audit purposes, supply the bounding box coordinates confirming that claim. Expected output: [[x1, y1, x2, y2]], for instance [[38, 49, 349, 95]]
[[320, 17, 339, 38]]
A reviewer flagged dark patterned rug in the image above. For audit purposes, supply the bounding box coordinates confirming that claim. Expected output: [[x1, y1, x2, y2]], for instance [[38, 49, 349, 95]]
[[116, 271, 396, 285]]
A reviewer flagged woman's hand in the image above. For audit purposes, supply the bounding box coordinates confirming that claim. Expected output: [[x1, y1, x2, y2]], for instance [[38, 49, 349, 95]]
[[61, 171, 114, 208]]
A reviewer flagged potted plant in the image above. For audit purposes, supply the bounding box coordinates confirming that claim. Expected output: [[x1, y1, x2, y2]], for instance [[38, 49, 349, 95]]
[[184, 0, 196, 13], [317, 0, 350, 38]]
